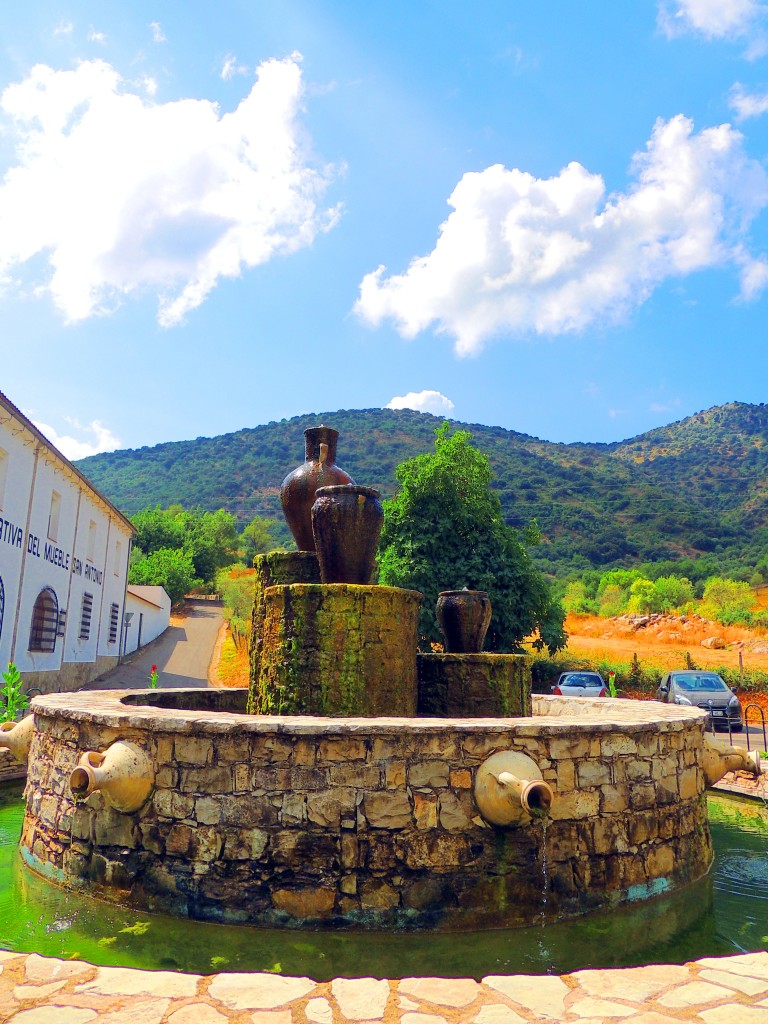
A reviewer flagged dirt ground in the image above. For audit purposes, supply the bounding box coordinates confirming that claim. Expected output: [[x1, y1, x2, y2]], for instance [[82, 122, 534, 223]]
[[564, 611, 768, 675]]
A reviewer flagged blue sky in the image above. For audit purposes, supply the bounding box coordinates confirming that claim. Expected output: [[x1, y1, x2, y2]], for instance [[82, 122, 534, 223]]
[[2, 1, 768, 458]]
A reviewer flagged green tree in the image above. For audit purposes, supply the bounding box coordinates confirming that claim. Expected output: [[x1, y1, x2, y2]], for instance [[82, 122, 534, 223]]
[[598, 583, 629, 617], [129, 548, 197, 605], [131, 505, 185, 555], [378, 423, 567, 654], [562, 580, 594, 615], [241, 516, 282, 566], [627, 578, 657, 614], [701, 576, 757, 625], [653, 575, 695, 612], [216, 565, 255, 650], [181, 508, 240, 583]]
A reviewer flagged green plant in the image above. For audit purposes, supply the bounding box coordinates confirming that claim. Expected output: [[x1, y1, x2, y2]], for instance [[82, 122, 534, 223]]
[[148, 664, 159, 689], [129, 546, 198, 605], [378, 422, 566, 654], [607, 670, 618, 697], [1, 663, 30, 723], [627, 653, 643, 687]]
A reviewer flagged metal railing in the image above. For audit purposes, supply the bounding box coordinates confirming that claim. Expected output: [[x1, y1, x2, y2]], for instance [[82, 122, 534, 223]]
[[743, 703, 768, 755]]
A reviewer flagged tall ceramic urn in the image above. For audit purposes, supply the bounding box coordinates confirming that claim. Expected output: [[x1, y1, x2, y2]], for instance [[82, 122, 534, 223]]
[[311, 484, 384, 584], [280, 426, 354, 551]]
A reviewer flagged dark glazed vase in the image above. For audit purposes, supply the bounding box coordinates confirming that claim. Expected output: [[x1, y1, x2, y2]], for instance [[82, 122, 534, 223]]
[[311, 485, 384, 584], [436, 590, 492, 653], [280, 426, 354, 551]]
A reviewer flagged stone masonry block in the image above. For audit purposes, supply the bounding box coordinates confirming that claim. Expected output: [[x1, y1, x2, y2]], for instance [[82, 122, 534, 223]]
[[576, 761, 612, 787], [173, 736, 214, 765], [408, 761, 450, 788], [363, 791, 412, 829], [318, 737, 367, 762]]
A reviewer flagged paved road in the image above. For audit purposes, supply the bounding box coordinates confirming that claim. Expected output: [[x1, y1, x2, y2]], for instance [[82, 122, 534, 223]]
[[81, 599, 223, 691], [706, 718, 768, 752]]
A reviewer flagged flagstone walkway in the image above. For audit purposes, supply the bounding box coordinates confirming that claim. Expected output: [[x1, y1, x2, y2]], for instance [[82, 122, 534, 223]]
[[2, 950, 768, 1023]]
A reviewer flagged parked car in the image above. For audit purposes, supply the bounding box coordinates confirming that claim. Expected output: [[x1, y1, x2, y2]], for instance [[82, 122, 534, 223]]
[[551, 671, 608, 697], [655, 670, 742, 731]]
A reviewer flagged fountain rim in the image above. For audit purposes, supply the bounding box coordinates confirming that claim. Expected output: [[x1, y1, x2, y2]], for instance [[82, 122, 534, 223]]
[[28, 689, 710, 737]]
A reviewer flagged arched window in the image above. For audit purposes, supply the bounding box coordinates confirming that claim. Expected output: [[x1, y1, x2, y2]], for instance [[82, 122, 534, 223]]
[[29, 587, 58, 653]]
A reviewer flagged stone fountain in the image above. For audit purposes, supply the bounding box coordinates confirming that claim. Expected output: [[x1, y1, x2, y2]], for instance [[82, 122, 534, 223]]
[[0, 425, 760, 931]]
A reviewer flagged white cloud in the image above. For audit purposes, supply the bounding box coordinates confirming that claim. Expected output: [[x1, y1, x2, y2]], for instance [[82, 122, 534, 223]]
[[729, 82, 768, 119], [658, 0, 768, 54], [150, 21, 166, 44], [88, 28, 107, 44], [0, 55, 340, 326], [355, 115, 768, 356], [221, 55, 249, 80], [386, 390, 455, 415], [31, 417, 122, 460], [53, 22, 73, 37], [140, 75, 158, 97]]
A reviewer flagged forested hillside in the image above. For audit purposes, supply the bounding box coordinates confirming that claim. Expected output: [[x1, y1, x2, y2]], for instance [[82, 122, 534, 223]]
[[75, 402, 768, 577]]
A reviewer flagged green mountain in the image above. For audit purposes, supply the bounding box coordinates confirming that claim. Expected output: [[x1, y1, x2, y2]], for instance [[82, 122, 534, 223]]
[[75, 402, 768, 577]]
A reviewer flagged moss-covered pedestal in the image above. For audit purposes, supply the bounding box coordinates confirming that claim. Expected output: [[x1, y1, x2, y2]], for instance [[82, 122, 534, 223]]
[[417, 653, 532, 717], [248, 552, 321, 713], [253, 584, 422, 715]]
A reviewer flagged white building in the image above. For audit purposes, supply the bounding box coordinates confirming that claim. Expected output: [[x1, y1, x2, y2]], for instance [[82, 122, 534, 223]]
[[0, 391, 137, 692], [124, 585, 172, 656]]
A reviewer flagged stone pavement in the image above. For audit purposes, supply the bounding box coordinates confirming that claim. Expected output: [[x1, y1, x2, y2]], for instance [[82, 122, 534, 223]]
[[2, 950, 768, 1023]]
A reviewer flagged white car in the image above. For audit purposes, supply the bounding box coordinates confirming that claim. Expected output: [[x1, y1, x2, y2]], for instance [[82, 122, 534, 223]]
[[551, 671, 608, 697]]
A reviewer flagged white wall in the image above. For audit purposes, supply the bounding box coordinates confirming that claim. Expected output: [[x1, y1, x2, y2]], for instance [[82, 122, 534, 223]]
[[124, 586, 171, 655], [0, 427, 34, 669], [0, 397, 133, 684], [14, 453, 79, 674]]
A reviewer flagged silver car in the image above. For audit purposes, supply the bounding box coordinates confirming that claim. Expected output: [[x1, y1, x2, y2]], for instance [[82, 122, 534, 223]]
[[656, 670, 742, 731], [552, 671, 607, 697]]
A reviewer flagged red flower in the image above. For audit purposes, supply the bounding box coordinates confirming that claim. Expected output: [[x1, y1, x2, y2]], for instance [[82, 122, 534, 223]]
[[151, 665, 157, 673]]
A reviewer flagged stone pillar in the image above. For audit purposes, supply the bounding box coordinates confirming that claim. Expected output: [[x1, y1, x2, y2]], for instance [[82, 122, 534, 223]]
[[255, 584, 422, 716], [247, 552, 320, 713], [417, 653, 532, 717]]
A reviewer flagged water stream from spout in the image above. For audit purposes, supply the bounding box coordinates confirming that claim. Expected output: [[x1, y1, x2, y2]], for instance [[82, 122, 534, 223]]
[[538, 816, 550, 926], [536, 816, 553, 972]]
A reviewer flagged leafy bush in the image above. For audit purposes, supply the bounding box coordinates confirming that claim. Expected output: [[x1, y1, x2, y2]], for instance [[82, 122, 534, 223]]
[[216, 566, 255, 652], [701, 576, 757, 626], [379, 423, 566, 654], [129, 547, 198, 605]]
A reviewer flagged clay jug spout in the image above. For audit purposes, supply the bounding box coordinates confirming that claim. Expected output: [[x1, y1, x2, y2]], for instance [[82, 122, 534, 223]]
[[69, 740, 154, 813], [0, 715, 35, 764], [701, 735, 760, 788], [474, 750, 554, 826]]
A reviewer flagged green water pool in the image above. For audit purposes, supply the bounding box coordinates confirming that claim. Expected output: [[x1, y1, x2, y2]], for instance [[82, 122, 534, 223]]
[[1, 783, 766, 980]]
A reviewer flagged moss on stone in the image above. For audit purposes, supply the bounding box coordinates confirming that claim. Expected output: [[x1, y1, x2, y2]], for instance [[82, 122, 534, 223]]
[[255, 584, 421, 717], [247, 552, 320, 714], [417, 653, 532, 717]]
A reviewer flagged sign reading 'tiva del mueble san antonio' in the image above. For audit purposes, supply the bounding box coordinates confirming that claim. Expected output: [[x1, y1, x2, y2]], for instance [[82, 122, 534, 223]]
[[1, 514, 104, 585]]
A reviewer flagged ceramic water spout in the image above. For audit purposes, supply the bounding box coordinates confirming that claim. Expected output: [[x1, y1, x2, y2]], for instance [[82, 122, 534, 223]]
[[69, 741, 154, 813], [0, 715, 35, 764], [700, 736, 760, 789], [474, 750, 554, 826]]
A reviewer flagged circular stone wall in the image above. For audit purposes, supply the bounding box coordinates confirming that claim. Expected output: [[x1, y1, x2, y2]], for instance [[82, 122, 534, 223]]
[[20, 691, 713, 930]]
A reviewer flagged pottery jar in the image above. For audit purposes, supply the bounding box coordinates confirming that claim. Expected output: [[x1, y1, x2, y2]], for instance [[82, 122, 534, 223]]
[[311, 484, 384, 584], [280, 426, 354, 551], [436, 590, 492, 653]]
